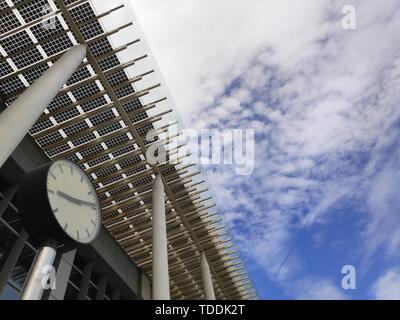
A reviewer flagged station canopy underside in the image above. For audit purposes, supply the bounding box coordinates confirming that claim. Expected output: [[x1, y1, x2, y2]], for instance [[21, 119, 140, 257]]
[[0, 0, 256, 300]]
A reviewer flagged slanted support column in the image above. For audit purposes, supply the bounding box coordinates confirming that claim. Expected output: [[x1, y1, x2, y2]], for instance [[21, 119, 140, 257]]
[[77, 261, 94, 300], [0, 229, 28, 294], [152, 174, 170, 300], [0, 45, 86, 168], [95, 275, 107, 300], [20, 238, 58, 300], [200, 252, 216, 300], [0, 185, 18, 218], [111, 288, 120, 300]]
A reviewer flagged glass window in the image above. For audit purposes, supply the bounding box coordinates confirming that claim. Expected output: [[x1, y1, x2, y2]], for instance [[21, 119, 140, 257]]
[[0, 282, 20, 300]]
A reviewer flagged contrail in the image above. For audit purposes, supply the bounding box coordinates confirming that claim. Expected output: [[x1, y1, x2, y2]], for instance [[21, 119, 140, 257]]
[[275, 233, 301, 276]]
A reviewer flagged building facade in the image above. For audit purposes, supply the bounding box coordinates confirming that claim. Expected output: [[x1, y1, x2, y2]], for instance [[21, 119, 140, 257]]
[[0, 0, 256, 300]]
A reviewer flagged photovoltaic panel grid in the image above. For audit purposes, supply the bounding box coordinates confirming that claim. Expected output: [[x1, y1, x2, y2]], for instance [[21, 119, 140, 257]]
[[0, 0, 256, 300]]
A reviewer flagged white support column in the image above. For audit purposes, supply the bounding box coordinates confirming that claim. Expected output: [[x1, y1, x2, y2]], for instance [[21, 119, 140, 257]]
[[201, 252, 216, 300], [0, 45, 86, 168], [152, 174, 170, 300], [20, 238, 58, 300]]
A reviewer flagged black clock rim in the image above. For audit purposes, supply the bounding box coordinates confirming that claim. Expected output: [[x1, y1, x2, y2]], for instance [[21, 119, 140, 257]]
[[18, 160, 101, 246]]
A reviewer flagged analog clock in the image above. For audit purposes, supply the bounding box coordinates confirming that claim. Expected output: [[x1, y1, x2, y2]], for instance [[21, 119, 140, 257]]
[[46, 160, 100, 243], [19, 160, 101, 245]]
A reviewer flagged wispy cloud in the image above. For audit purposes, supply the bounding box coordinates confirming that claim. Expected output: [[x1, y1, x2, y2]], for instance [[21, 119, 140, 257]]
[[363, 152, 400, 264], [288, 278, 347, 300], [371, 268, 400, 300], [131, 0, 400, 298]]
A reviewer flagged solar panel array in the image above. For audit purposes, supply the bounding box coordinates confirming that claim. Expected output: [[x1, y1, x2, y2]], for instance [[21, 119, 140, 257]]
[[0, 0, 256, 300]]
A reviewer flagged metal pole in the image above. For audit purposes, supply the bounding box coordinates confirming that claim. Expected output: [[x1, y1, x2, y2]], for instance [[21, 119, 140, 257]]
[[200, 252, 216, 300], [0, 45, 86, 168], [152, 174, 170, 300], [20, 238, 58, 300], [45, 249, 77, 300]]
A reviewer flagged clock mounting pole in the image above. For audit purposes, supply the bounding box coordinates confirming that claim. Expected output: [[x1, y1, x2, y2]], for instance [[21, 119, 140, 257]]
[[20, 237, 58, 300]]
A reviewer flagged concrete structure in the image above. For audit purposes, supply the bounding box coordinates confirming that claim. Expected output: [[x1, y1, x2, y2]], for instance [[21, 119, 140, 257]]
[[0, 0, 256, 300], [201, 252, 216, 300], [0, 45, 86, 168], [151, 175, 170, 300], [0, 136, 146, 299]]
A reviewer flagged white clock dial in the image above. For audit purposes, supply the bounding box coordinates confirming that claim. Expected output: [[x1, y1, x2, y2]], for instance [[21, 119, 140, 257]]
[[46, 160, 101, 244]]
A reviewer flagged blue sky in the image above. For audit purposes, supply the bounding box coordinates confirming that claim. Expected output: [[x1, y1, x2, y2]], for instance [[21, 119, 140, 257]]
[[130, 0, 400, 299]]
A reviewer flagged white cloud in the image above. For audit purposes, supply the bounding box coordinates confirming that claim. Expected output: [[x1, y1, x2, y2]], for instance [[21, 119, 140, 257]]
[[130, 0, 332, 123], [289, 278, 346, 300], [372, 268, 400, 300], [129, 0, 400, 295]]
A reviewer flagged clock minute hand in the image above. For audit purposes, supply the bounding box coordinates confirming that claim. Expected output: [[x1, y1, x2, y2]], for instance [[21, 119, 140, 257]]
[[75, 198, 96, 207], [57, 191, 96, 207]]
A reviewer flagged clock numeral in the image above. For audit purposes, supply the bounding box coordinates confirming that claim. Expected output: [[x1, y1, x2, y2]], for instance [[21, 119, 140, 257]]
[[80, 176, 84, 183], [86, 228, 91, 238], [64, 223, 68, 231], [59, 164, 64, 173], [50, 172, 56, 180], [48, 189, 54, 194], [70, 166, 74, 174], [90, 219, 96, 226], [76, 230, 80, 241], [53, 208, 59, 213]]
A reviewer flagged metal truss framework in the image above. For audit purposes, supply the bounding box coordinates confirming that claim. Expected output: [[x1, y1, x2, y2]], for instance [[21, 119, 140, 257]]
[[0, 0, 256, 300]]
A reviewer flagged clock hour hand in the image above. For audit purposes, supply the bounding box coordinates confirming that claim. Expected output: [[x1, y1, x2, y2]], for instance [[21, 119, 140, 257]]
[[57, 190, 81, 205], [56, 191, 96, 207]]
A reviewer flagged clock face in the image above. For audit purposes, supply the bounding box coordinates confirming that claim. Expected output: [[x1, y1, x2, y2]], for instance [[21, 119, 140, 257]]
[[46, 160, 101, 244]]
